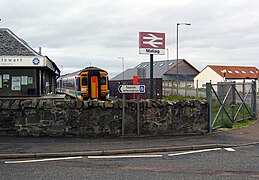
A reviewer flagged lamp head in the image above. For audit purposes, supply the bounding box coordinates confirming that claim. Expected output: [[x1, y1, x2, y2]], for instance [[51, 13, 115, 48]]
[[177, 22, 191, 26]]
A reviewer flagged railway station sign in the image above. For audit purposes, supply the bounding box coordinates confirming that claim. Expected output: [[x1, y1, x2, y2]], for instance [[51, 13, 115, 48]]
[[139, 32, 165, 55], [118, 84, 145, 94], [0, 56, 44, 67]]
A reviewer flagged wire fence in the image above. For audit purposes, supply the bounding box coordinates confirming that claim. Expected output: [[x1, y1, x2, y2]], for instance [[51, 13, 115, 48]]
[[163, 86, 206, 98]]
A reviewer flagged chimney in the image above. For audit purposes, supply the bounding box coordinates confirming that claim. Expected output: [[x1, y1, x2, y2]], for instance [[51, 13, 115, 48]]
[[39, 47, 42, 55]]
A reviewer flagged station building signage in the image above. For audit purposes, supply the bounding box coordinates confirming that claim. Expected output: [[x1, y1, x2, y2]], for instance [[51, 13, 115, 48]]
[[0, 56, 45, 67], [139, 32, 165, 55]]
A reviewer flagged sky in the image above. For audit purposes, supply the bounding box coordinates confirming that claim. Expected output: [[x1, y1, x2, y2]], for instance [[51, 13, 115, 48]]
[[1, 0, 259, 78]]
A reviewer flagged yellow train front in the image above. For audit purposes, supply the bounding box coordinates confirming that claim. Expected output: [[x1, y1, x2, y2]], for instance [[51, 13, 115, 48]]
[[80, 67, 109, 100], [57, 67, 109, 101]]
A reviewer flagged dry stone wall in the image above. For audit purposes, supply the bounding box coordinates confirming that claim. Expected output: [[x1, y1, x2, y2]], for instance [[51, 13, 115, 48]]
[[0, 99, 208, 137]]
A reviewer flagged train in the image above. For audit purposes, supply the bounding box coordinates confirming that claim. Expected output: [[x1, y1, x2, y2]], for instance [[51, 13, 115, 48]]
[[56, 66, 109, 100]]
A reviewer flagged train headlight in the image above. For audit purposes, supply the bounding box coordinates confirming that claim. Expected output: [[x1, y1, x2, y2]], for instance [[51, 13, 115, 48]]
[[81, 87, 87, 91]]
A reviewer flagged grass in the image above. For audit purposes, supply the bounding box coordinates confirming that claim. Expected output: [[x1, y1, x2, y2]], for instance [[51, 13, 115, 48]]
[[232, 119, 256, 129], [211, 99, 253, 128]]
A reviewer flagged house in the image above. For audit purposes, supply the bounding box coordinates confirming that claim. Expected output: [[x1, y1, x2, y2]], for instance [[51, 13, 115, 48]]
[[194, 65, 259, 89], [0, 28, 60, 97], [111, 59, 199, 89]]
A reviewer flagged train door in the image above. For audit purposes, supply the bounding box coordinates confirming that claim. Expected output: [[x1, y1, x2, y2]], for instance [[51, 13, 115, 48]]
[[80, 72, 88, 100], [91, 76, 98, 99], [99, 72, 109, 100]]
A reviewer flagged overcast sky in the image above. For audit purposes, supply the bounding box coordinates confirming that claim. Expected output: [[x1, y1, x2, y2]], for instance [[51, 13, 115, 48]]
[[1, 0, 259, 78]]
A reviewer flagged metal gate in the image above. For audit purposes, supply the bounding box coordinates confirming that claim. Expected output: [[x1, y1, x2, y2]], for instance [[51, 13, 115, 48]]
[[206, 81, 257, 132]]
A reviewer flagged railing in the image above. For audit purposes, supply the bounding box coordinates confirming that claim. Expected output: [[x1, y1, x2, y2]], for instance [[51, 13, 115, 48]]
[[206, 81, 257, 132]]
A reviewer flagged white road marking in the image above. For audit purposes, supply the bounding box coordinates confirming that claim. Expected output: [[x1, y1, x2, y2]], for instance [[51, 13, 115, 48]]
[[87, 154, 163, 159], [168, 148, 222, 157], [224, 148, 235, 152], [5, 156, 83, 164]]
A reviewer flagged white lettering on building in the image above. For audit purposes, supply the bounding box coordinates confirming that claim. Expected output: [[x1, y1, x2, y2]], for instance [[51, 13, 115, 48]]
[[0, 58, 23, 65]]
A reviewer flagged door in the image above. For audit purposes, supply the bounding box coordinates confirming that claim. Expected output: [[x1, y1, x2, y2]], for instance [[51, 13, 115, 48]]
[[91, 76, 98, 99]]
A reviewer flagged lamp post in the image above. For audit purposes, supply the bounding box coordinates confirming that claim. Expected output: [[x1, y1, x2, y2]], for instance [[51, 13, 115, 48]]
[[118, 57, 125, 81], [166, 48, 169, 70], [222, 69, 227, 82], [176, 22, 191, 95]]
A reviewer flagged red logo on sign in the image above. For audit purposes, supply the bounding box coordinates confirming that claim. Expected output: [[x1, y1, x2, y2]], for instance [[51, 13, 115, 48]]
[[139, 32, 165, 49]]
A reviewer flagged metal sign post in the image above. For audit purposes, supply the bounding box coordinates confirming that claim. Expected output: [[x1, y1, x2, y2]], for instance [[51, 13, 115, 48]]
[[150, 54, 154, 99], [137, 94, 140, 135], [122, 94, 125, 136]]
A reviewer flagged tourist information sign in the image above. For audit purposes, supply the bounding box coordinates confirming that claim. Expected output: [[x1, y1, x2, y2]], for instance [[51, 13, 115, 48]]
[[118, 85, 145, 94]]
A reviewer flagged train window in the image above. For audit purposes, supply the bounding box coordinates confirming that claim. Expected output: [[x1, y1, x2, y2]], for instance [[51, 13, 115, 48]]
[[100, 77, 106, 85], [76, 78, 80, 91], [82, 77, 87, 86], [63, 78, 75, 90]]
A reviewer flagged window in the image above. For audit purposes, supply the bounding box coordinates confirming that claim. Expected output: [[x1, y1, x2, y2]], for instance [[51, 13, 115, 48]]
[[241, 71, 246, 74], [137, 64, 142, 68], [235, 70, 240, 74], [159, 62, 165, 67], [100, 77, 106, 85], [143, 64, 148, 68], [81, 76, 87, 86], [63, 78, 75, 89], [228, 70, 233, 73], [153, 63, 156, 67], [250, 71, 255, 74], [169, 62, 174, 66]]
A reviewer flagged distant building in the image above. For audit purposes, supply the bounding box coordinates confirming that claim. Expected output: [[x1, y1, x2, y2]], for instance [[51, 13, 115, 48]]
[[0, 28, 60, 97], [194, 65, 259, 89], [111, 59, 199, 89]]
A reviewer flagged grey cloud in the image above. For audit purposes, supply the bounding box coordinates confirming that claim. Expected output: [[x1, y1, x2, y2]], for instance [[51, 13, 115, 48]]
[[1, 0, 259, 77]]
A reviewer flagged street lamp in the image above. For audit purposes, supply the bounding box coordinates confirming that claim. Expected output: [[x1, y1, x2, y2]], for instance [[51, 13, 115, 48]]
[[222, 69, 227, 82], [166, 48, 169, 70], [176, 22, 191, 95], [118, 57, 125, 81]]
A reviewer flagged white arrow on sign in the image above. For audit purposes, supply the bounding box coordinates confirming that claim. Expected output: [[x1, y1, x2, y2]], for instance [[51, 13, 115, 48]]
[[143, 34, 163, 48]]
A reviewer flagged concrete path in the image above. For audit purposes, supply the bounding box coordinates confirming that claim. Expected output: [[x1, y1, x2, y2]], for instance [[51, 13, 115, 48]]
[[0, 120, 258, 159]]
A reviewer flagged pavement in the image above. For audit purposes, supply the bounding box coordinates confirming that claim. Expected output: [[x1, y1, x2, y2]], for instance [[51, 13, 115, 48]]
[[0, 120, 258, 159]]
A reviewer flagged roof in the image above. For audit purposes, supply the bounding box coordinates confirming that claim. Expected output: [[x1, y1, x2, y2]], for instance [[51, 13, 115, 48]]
[[0, 28, 60, 76], [0, 28, 40, 56], [60, 66, 107, 78], [111, 59, 199, 81], [207, 65, 259, 79]]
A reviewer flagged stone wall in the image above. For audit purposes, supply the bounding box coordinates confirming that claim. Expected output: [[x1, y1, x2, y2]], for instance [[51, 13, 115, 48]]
[[0, 99, 208, 137]]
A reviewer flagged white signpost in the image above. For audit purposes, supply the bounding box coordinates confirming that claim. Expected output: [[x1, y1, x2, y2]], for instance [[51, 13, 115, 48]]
[[118, 85, 145, 94]]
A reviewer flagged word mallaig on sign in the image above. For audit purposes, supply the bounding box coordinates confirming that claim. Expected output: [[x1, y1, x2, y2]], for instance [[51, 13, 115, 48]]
[[139, 32, 165, 55]]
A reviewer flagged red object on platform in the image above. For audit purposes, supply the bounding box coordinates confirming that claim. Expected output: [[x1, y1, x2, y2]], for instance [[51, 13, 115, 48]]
[[133, 76, 138, 85]]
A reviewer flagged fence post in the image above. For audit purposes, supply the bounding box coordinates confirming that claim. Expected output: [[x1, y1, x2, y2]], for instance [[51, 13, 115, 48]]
[[196, 80, 198, 98], [252, 81, 257, 119], [185, 79, 187, 97], [231, 82, 236, 122], [242, 80, 245, 120], [206, 83, 212, 132]]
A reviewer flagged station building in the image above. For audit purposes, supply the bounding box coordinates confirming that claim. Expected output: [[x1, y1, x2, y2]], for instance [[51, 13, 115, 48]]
[[0, 28, 60, 97]]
